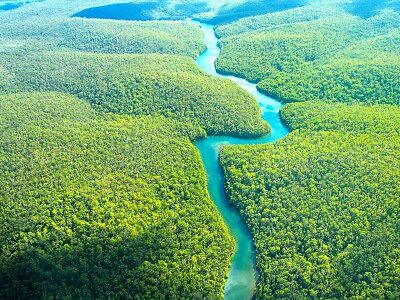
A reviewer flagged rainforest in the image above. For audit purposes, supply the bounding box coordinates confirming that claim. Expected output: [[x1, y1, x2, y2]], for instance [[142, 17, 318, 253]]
[[0, 1, 399, 299]]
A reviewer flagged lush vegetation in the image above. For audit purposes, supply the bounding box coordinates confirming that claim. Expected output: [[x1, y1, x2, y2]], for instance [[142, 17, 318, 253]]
[[280, 101, 400, 135], [220, 102, 400, 298], [0, 52, 269, 137], [0, 92, 234, 299], [0, 17, 206, 58], [2, 0, 399, 298], [0, 0, 269, 138], [215, 4, 345, 38], [215, 2, 400, 105], [0, 1, 271, 298]]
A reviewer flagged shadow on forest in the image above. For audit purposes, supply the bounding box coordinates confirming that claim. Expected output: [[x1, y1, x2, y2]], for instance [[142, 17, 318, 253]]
[[0, 221, 184, 299], [345, 0, 400, 18]]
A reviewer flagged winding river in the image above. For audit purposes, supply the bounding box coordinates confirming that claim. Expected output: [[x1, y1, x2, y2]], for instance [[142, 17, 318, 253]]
[[193, 21, 289, 299]]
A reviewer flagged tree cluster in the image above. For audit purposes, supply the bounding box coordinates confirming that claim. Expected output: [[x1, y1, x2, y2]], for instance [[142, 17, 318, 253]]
[[0, 52, 270, 137], [215, 6, 400, 105], [0, 18, 206, 59], [0, 92, 234, 299], [220, 102, 400, 299]]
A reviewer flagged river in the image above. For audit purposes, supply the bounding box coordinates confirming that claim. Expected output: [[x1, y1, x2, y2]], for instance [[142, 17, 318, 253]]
[[192, 21, 289, 299]]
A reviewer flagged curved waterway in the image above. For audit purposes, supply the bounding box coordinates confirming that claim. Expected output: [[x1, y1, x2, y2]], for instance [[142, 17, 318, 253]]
[[192, 21, 289, 299]]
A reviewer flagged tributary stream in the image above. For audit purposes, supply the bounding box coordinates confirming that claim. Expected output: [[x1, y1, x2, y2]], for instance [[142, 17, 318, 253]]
[[193, 21, 289, 299]]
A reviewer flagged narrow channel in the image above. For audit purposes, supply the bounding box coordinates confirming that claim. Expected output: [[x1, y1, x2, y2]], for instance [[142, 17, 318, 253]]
[[192, 21, 289, 299]]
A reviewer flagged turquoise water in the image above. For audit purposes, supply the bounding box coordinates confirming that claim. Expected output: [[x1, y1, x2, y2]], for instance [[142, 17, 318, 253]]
[[193, 21, 289, 299]]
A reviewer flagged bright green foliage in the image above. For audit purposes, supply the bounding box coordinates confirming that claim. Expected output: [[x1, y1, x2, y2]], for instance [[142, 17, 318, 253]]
[[220, 104, 400, 299], [281, 101, 400, 135], [0, 52, 270, 137], [257, 47, 400, 105], [0, 0, 269, 138], [215, 5, 400, 105], [0, 0, 269, 298], [0, 1, 270, 297], [0, 92, 234, 299]]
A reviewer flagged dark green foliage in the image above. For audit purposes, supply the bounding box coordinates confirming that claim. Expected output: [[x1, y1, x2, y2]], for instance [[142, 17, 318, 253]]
[[214, 5, 400, 105], [220, 103, 400, 299], [0, 92, 233, 299], [0, 52, 269, 137], [3, 1, 398, 299]]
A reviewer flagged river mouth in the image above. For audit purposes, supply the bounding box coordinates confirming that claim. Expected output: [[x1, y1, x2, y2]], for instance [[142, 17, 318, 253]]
[[72, 1, 210, 21]]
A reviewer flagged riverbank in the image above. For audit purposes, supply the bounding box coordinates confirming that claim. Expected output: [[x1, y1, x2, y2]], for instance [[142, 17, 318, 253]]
[[193, 21, 289, 299]]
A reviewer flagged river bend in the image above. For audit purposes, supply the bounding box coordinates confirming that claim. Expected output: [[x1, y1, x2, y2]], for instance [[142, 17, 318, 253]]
[[193, 21, 289, 299]]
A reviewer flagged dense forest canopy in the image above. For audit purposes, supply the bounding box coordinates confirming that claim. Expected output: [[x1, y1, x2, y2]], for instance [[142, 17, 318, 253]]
[[215, 0, 400, 105], [1, 0, 399, 298], [216, 1, 400, 298], [280, 101, 400, 135], [0, 92, 234, 298], [0, 52, 269, 137], [0, 1, 242, 298], [221, 102, 400, 299], [0, 17, 206, 57]]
